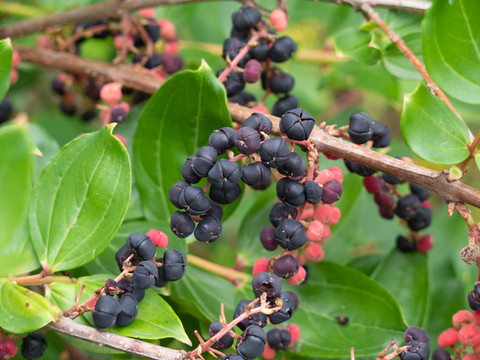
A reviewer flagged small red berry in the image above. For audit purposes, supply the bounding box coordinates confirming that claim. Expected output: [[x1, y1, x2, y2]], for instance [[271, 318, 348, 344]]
[[437, 327, 459, 347], [305, 243, 324, 263], [253, 257, 269, 277], [422, 201, 432, 210], [138, 7, 156, 19], [0, 337, 18, 359], [147, 229, 168, 247], [287, 323, 301, 347], [452, 310, 474, 328], [159, 19, 176, 40], [328, 207, 341, 226], [473, 311, 480, 326], [324, 153, 341, 160], [100, 83, 122, 104], [287, 266, 306, 286], [363, 176, 380, 193], [306, 220, 325, 242], [37, 35, 54, 49], [262, 343, 276, 359], [329, 166, 343, 183], [458, 324, 480, 346], [300, 206, 314, 221], [251, 105, 269, 114], [315, 169, 335, 185], [314, 205, 333, 225], [464, 354, 478, 360], [163, 40, 179, 55], [11, 51, 21, 68], [416, 234, 434, 253], [270, 9, 288, 32]]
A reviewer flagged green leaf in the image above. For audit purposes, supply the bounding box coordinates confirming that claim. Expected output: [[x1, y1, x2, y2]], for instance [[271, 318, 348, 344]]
[[348, 254, 384, 276], [400, 83, 470, 164], [49, 276, 190, 345], [133, 60, 232, 221], [0, 123, 38, 276], [371, 249, 429, 326], [290, 262, 407, 357], [28, 123, 60, 179], [476, 154, 480, 173], [0, 39, 12, 102], [334, 28, 380, 65], [422, 0, 480, 104], [383, 33, 422, 80], [29, 126, 131, 272], [0, 281, 59, 333]]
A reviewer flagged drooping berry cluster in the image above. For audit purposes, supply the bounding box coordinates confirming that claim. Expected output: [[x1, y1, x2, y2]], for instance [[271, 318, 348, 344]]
[[92, 230, 186, 329], [343, 112, 434, 253], [435, 309, 480, 360], [45, 9, 183, 122], [219, 5, 299, 116]]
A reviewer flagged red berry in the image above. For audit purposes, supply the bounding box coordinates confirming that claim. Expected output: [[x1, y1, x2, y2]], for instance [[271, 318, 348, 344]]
[[147, 229, 168, 247], [262, 343, 276, 359], [270, 9, 288, 31], [244, 59, 262, 83], [100, 83, 122, 104], [306, 220, 324, 242], [458, 324, 480, 346], [473, 311, 480, 326], [374, 191, 394, 207], [37, 35, 54, 49], [0, 338, 18, 359], [416, 234, 434, 253], [305, 243, 324, 263], [287, 323, 301, 347], [324, 153, 341, 160], [320, 225, 331, 244], [452, 310, 474, 328], [139, 7, 156, 18], [438, 328, 459, 347], [328, 207, 341, 226], [11, 51, 21, 68], [163, 40, 179, 55], [159, 19, 176, 40], [251, 105, 269, 114], [300, 206, 314, 221], [287, 266, 306, 286], [422, 200, 432, 210], [314, 205, 333, 224], [329, 166, 343, 183], [464, 354, 478, 360], [315, 169, 335, 185], [363, 176, 380, 193], [253, 257, 269, 277]]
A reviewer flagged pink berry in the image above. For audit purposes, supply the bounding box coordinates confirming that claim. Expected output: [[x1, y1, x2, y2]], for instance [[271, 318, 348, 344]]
[[324, 153, 341, 160], [251, 105, 269, 114], [437, 328, 459, 347], [244, 59, 262, 84], [114, 35, 134, 49], [402, 156, 414, 164], [300, 207, 314, 221], [163, 40, 179, 55], [452, 310, 474, 328], [270, 9, 288, 32], [262, 343, 276, 360], [314, 205, 333, 224], [120, 101, 131, 113], [11, 51, 21, 68], [287, 266, 306, 286], [287, 323, 301, 347], [458, 324, 480, 346], [315, 169, 335, 185], [0, 338, 17, 359], [320, 225, 331, 244], [10, 69, 18, 86], [147, 229, 168, 247], [422, 201, 432, 210], [253, 257, 269, 276], [329, 166, 343, 183], [464, 354, 478, 360], [473, 311, 480, 326], [100, 82, 122, 104], [37, 35, 55, 49], [139, 7, 156, 19], [416, 234, 434, 253], [114, 134, 126, 146], [306, 220, 324, 242], [305, 243, 324, 263], [327, 207, 341, 226], [159, 19, 176, 40], [363, 176, 381, 193]]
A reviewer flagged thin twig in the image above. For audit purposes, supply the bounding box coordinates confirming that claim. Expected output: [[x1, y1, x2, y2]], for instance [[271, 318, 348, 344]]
[[47, 315, 188, 360], [13, 45, 480, 209], [187, 255, 250, 284]]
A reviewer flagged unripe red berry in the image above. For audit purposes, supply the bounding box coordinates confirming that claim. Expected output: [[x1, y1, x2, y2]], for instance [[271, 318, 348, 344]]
[[363, 176, 381, 193], [11, 51, 21, 68], [300, 206, 314, 221], [253, 257, 269, 276], [422, 201, 432, 210], [270, 9, 288, 32], [324, 153, 341, 160], [114, 35, 134, 49], [328, 207, 341, 226], [458, 324, 480, 346], [329, 166, 343, 183], [120, 101, 131, 113], [438, 327, 459, 347], [452, 310, 474, 328], [314, 205, 333, 224], [306, 220, 324, 242], [159, 19, 176, 40], [287, 323, 301, 347], [262, 343, 276, 360], [37, 35, 55, 49], [416, 234, 434, 253], [464, 354, 478, 360], [305, 243, 324, 263], [164, 40, 179, 55], [0, 337, 18, 359], [315, 169, 335, 185], [287, 266, 306, 285], [252, 105, 270, 114], [139, 7, 156, 18], [473, 311, 480, 326], [100, 83, 122, 104], [147, 229, 168, 247], [321, 225, 331, 244], [10, 69, 18, 86]]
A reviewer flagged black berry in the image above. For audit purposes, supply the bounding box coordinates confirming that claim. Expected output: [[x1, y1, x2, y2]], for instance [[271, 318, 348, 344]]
[[162, 249, 187, 281], [194, 216, 222, 243], [273, 254, 300, 279], [260, 137, 291, 168], [243, 113, 272, 136], [267, 328, 291, 350], [181, 155, 201, 184], [304, 181, 323, 204], [208, 127, 236, 155], [116, 293, 139, 327], [277, 152, 306, 178], [208, 159, 241, 191], [269, 36, 297, 62], [209, 184, 242, 204], [236, 325, 267, 360], [235, 127, 261, 155], [127, 232, 156, 261], [170, 210, 195, 238], [21, 332, 48, 360], [168, 180, 191, 209], [274, 218, 307, 251], [276, 178, 306, 208], [268, 291, 295, 324], [133, 261, 159, 289], [272, 95, 299, 117], [395, 194, 422, 220], [192, 146, 217, 178], [322, 179, 343, 204], [178, 185, 210, 215], [269, 202, 297, 227], [92, 295, 120, 329], [209, 321, 234, 349], [233, 300, 267, 331], [280, 108, 315, 141], [241, 162, 272, 190], [396, 235, 416, 252], [348, 112, 373, 145], [252, 272, 282, 298], [232, 6, 262, 31]]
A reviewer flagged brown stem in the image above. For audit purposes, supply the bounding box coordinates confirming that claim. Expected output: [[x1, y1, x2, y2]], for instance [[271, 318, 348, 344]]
[[14, 45, 480, 210], [9, 275, 76, 286], [187, 254, 250, 283], [354, 1, 472, 140], [47, 315, 188, 360], [458, 129, 480, 172]]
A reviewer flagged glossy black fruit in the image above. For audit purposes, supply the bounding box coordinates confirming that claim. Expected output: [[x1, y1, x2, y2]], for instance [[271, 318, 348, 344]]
[[92, 295, 120, 329], [252, 272, 282, 298], [116, 293, 139, 326], [280, 108, 315, 141], [236, 325, 267, 360], [274, 218, 307, 251], [21, 332, 48, 360]]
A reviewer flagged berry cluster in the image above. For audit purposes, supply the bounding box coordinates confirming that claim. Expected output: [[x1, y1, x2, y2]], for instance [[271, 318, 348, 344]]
[[46, 9, 182, 122], [435, 309, 480, 360], [200, 272, 299, 360], [343, 112, 434, 253], [92, 230, 185, 329], [0, 331, 48, 360], [219, 5, 299, 116]]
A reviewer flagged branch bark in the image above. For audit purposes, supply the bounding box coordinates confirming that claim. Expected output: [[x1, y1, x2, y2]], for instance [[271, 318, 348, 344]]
[[0, 0, 430, 40], [13, 44, 480, 209], [47, 315, 188, 360]]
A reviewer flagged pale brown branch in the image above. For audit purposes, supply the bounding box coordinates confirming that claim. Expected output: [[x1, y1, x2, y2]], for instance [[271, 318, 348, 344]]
[[47, 315, 188, 360], [307, 0, 430, 14], [14, 45, 480, 209]]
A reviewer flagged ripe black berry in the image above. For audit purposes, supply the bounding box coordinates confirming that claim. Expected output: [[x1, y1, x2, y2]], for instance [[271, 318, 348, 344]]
[[92, 295, 120, 329], [110, 106, 128, 123], [269, 202, 297, 227], [127, 232, 156, 261], [260, 226, 278, 251], [280, 108, 315, 141], [267, 328, 291, 350], [170, 210, 195, 238], [116, 293, 139, 327], [229, 92, 256, 106], [432, 348, 450, 360], [178, 185, 210, 215], [252, 272, 282, 298], [222, 37, 246, 61], [468, 288, 480, 311], [407, 207, 432, 231], [399, 341, 430, 360], [0, 97, 13, 124], [208, 127, 236, 155], [51, 77, 67, 95], [192, 146, 217, 178], [274, 218, 307, 251], [396, 235, 416, 253], [273, 254, 300, 279], [269, 36, 297, 62], [243, 113, 273, 135], [272, 95, 299, 117], [241, 162, 272, 190], [322, 179, 343, 204], [144, 54, 163, 69], [344, 159, 377, 177], [395, 194, 422, 220], [260, 137, 291, 168], [143, 19, 161, 43], [276, 178, 306, 208], [304, 181, 323, 204], [382, 171, 404, 185], [268, 291, 295, 324], [162, 249, 187, 281], [348, 112, 373, 144], [233, 300, 267, 330], [116, 244, 133, 271], [208, 159, 241, 191], [232, 6, 262, 31], [209, 184, 242, 204], [277, 152, 306, 178], [209, 321, 234, 349], [249, 39, 270, 61], [169, 180, 191, 209], [133, 261, 159, 289], [235, 127, 261, 155], [194, 216, 222, 242], [118, 278, 146, 303], [404, 326, 429, 343], [181, 155, 201, 184], [205, 200, 223, 221], [221, 355, 244, 360], [371, 121, 391, 148], [410, 183, 430, 202], [269, 71, 294, 94], [21, 332, 48, 360], [236, 325, 267, 360], [218, 69, 245, 97]]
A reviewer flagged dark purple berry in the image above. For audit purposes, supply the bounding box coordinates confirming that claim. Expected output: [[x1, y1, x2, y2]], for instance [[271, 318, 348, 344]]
[[232, 6, 262, 31], [249, 39, 269, 61], [260, 137, 291, 168], [344, 159, 377, 177], [222, 37, 246, 61], [241, 162, 271, 190], [127, 232, 156, 261], [273, 255, 299, 279], [233, 300, 267, 331], [169, 180, 191, 209], [116, 244, 133, 271], [110, 106, 128, 123], [116, 293, 138, 327], [161, 54, 183, 74], [145, 53, 163, 69], [269, 202, 297, 227], [396, 235, 416, 252], [209, 184, 242, 204], [407, 207, 432, 231], [162, 249, 187, 281], [432, 348, 450, 360], [267, 328, 291, 350], [276, 178, 306, 208], [260, 226, 278, 251], [395, 194, 422, 220], [170, 210, 195, 238], [194, 216, 222, 243], [133, 261, 159, 289], [399, 341, 430, 360], [192, 146, 217, 178], [269, 71, 294, 94], [252, 272, 282, 298], [181, 155, 201, 184], [404, 326, 429, 343], [243, 113, 272, 136], [277, 152, 306, 178], [379, 206, 395, 219], [21, 332, 48, 360], [205, 200, 223, 221], [51, 77, 67, 95], [268, 291, 295, 324], [60, 102, 76, 116], [235, 127, 261, 155], [304, 181, 323, 204], [280, 108, 315, 141], [92, 295, 120, 329], [229, 92, 256, 106], [178, 185, 210, 215], [208, 127, 236, 155], [0, 97, 13, 124], [209, 321, 234, 349], [244, 59, 262, 83], [274, 218, 306, 251], [272, 95, 299, 117], [348, 112, 373, 144], [374, 191, 394, 208], [410, 183, 430, 202], [285, 291, 299, 310], [208, 159, 241, 191], [269, 36, 297, 62], [322, 179, 343, 204], [236, 325, 266, 360], [371, 121, 391, 148], [219, 69, 245, 97]]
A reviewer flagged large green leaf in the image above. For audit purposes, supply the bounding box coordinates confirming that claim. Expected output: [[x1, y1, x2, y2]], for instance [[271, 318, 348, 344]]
[[133, 60, 232, 221], [29, 126, 131, 272], [0, 123, 38, 276], [28, 123, 60, 179], [0, 39, 12, 102], [334, 28, 380, 65], [371, 249, 429, 326], [422, 0, 480, 104], [400, 83, 470, 164], [0, 281, 59, 333], [49, 276, 190, 344], [289, 262, 407, 357]]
